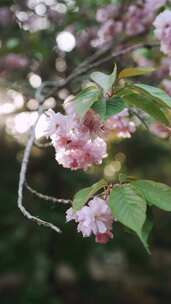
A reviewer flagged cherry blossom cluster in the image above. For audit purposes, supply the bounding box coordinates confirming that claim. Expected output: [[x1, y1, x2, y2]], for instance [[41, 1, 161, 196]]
[[91, 3, 122, 48], [36, 99, 136, 170], [66, 196, 114, 244], [90, 0, 166, 48], [36, 105, 107, 170]]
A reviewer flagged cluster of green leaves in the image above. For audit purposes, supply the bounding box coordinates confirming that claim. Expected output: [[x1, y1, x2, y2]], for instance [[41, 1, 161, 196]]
[[73, 65, 171, 126], [72, 178, 171, 253]]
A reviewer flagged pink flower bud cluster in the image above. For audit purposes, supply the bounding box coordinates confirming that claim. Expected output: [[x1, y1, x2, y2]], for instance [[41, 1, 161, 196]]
[[105, 109, 136, 139], [66, 196, 114, 244], [153, 10, 171, 56]]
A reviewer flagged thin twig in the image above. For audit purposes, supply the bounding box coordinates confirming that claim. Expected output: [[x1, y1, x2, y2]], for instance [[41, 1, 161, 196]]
[[17, 106, 62, 233], [81, 42, 159, 72], [38, 42, 159, 99], [25, 181, 72, 205], [74, 41, 114, 71]]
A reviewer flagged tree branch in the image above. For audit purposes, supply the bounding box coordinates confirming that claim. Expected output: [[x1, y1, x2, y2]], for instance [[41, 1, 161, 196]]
[[17, 105, 62, 233], [25, 181, 72, 205]]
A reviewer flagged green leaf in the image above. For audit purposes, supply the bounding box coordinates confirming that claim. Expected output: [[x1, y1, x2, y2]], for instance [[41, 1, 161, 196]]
[[73, 179, 107, 211], [105, 96, 126, 120], [92, 98, 107, 121], [109, 184, 147, 235], [92, 96, 126, 121], [119, 67, 155, 79], [139, 214, 153, 254], [134, 83, 171, 109], [132, 180, 171, 211], [123, 93, 169, 125], [73, 86, 100, 118], [90, 65, 117, 94]]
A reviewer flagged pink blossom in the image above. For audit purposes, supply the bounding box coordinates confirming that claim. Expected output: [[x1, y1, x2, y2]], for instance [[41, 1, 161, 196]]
[[125, 5, 153, 37], [55, 137, 107, 170], [66, 197, 113, 242], [42, 104, 108, 170], [36, 104, 135, 170], [153, 10, 171, 56], [105, 109, 136, 139], [82, 110, 104, 138], [91, 19, 123, 47], [39, 105, 106, 170], [35, 109, 65, 139]]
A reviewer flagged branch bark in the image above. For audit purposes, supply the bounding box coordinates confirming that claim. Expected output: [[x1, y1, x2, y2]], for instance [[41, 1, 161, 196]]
[[25, 181, 72, 205], [17, 105, 62, 233]]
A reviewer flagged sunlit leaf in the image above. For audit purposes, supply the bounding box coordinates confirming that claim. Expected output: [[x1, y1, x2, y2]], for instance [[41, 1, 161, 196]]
[[134, 83, 171, 109], [119, 67, 155, 79], [90, 64, 117, 94]]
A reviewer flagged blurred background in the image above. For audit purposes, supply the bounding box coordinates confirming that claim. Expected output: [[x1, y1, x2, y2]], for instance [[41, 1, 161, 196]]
[[1, 0, 171, 303]]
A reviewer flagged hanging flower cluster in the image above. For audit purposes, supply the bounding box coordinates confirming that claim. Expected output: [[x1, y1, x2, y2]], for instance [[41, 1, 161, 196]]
[[36, 97, 136, 170], [36, 106, 107, 170], [66, 196, 114, 244]]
